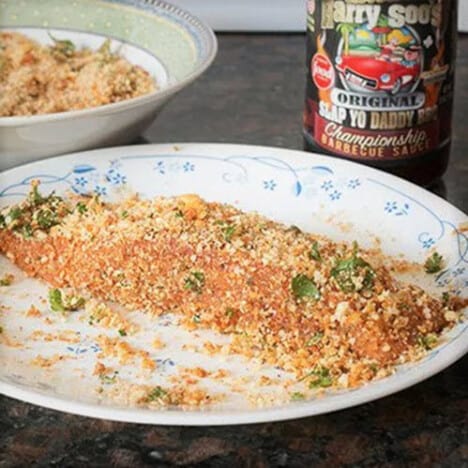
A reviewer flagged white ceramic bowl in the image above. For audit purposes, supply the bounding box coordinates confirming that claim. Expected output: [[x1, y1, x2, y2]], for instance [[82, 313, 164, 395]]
[[0, 0, 217, 171]]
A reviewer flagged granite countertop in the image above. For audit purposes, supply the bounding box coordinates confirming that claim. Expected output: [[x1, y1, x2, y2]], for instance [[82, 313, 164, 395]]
[[1, 34, 467, 467]]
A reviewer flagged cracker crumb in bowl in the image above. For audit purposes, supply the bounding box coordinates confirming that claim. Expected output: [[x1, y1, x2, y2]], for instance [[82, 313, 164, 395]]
[[0, 32, 156, 117], [0, 0, 217, 169]]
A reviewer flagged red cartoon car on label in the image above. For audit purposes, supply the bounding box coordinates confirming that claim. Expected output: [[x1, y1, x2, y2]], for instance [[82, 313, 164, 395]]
[[336, 45, 421, 95]]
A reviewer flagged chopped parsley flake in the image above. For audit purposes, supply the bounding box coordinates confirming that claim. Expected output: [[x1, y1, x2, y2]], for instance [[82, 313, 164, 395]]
[[424, 252, 444, 274], [309, 241, 322, 262], [305, 366, 332, 389], [222, 224, 237, 242], [216, 220, 237, 242], [36, 209, 58, 230], [118, 329, 127, 337], [147, 386, 167, 401], [306, 332, 324, 346], [288, 225, 302, 234], [98, 38, 112, 55], [48, 289, 64, 312], [442, 292, 450, 306], [225, 307, 235, 318], [0, 184, 69, 238], [417, 334, 438, 350], [0, 274, 14, 286], [98, 38, 118, 64], [291, 274, 320, 300], [192, 314, 201, 323], [100, 371, 118, 384], [98, 38, 112, 57], [21, 224, 33, 238], [331, 242, 375, 293], [48, 288, 85, 312], [48, 33, 76, 57], [398, 302, 410, 312], [291, 392, 305, 401], [76, 202, 88, 214], [28, 184, 45, 206], [184, 271, 205, 294], [8, 207, 22, 222]]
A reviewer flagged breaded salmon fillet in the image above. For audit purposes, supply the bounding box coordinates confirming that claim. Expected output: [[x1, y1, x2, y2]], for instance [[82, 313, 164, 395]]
[[0, 183, 464, 387]]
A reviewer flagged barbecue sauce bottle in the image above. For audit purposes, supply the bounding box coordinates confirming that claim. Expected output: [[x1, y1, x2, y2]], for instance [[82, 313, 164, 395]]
[[303, 0, 457, 186]]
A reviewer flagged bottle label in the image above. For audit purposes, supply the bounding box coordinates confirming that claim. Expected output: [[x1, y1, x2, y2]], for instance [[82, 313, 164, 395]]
[[304, 0, 456, 161]]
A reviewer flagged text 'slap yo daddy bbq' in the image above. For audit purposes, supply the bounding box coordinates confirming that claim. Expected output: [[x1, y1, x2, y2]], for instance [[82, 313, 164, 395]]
[[303, 0, 457, 186]]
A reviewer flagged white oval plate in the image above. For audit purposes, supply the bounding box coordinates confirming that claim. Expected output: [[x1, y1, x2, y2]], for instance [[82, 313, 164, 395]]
[[0, 143, 466, 425]]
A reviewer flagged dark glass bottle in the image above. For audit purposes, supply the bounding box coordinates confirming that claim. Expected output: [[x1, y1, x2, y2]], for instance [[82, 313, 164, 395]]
[[303, 0, 457, 187]]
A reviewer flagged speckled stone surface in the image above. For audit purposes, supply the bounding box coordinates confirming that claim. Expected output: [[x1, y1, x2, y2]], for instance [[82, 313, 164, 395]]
[[1, 34, 467, 468]]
